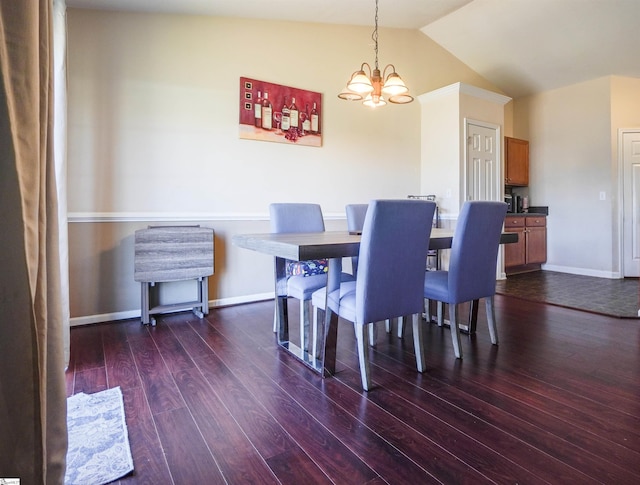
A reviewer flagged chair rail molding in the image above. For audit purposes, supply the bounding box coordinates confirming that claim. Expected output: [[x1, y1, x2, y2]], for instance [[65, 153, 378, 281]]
[[68, 211, 349, 223]]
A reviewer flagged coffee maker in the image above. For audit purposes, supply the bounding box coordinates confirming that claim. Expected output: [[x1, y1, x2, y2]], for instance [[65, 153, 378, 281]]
[[504, 194, 516, 213]]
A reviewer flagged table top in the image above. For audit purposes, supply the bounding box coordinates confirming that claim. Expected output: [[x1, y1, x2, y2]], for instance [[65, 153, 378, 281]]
[[233, 229, 518, 261]]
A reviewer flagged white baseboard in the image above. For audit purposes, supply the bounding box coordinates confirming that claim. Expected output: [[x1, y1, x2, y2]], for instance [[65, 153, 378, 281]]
[[209, 292, 274, 308], [70, 292, 275, 326], [541, 264, 621, 279]]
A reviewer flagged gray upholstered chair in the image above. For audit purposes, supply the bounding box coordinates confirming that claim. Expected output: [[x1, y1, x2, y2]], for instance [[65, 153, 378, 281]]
[[345, 204, 368, 277], [270, 203, 354, 352], [270, 203, 328, 351], [316, 199, 436, 391], [424, 201, 508, 359]]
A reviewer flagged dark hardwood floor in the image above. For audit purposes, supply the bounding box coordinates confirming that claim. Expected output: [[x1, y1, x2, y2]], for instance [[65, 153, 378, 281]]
[[66, 295, 640, 484]]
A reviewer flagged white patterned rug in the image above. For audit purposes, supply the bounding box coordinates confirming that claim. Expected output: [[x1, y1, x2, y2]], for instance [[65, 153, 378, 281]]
[[65, 387, 134, 485]]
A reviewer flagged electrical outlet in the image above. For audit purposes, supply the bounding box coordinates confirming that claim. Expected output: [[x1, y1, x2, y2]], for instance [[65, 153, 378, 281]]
[[599, 191, 606, 201], [445, 189, 452, 198]]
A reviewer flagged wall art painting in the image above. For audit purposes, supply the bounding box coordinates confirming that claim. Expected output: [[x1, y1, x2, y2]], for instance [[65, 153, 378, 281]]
[[239, 77, 322, 147]]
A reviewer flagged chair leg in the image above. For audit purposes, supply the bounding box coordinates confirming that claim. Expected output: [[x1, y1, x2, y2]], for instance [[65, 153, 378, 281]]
[[397, 316, 405, 339], [486, 295, 499, 345], [355, 323, 371, 391], [368, 322, 377, 347], [437, 301, 445, 326], [412, 313, 426, 373], [425, 298, 432, 323], [449, 304, 463, 359], [383, 317, 404, 338]]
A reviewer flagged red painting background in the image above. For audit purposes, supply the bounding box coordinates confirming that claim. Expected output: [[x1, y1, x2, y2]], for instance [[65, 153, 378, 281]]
[[239, 77, 322, 134]]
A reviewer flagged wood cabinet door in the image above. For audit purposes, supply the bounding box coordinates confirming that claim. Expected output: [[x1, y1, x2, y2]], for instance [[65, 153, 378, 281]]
[[526, 226, 547, 264], [504, 227, 526, 267], [505, 137, 529, 186]]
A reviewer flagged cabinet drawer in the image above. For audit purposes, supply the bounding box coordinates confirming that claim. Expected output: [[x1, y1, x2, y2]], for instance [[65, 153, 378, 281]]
[[505, 216, 525, 227], [525, 216, 546, 227]]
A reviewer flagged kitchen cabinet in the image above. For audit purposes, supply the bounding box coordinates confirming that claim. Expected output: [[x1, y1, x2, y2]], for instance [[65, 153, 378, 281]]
[[505, 137, 529, 186], [504, 214, 546, 274]]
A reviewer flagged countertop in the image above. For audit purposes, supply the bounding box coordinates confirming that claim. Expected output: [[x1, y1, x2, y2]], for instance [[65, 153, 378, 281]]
[[507, 206, 548, 216], [506, 212, 547, 217]]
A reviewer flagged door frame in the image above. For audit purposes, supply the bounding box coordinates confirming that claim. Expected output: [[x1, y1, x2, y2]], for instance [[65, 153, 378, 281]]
[[464, 118, 505, 279], [617, 127, 640, 278], [463, 118, 503, 203]]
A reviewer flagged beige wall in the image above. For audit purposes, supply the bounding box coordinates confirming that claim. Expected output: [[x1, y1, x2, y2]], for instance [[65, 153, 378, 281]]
[[67, 9, 496, 323], [418, 83, 510, 219], [513, 76, 640, 277]]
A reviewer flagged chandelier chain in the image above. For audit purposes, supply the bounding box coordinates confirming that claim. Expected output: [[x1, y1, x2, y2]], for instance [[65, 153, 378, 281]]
[[372, 0, 379, 70]]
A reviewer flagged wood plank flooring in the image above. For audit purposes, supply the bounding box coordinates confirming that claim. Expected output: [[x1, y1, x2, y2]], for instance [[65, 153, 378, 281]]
[[65, 295, 640, 484]]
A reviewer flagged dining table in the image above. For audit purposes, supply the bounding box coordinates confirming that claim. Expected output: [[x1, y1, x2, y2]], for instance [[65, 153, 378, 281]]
[[232, 228, 518, 378]]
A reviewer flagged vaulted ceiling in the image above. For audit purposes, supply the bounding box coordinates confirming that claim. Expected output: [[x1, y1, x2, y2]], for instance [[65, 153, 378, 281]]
[[67, 0, 640, 98]]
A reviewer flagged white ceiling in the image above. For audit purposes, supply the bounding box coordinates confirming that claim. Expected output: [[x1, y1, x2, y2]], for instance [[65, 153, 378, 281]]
[[66, 0, 640, 98]]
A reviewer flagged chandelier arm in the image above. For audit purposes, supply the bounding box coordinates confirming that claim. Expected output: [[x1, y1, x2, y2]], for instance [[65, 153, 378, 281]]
[[382, 64, 397, 81]]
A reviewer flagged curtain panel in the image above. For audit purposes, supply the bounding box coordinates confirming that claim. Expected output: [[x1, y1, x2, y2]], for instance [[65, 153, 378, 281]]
[[0, 0, 68, 483]]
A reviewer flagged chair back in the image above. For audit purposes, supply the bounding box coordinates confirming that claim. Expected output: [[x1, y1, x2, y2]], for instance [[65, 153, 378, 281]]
[[269, 203, 325, 233], [345, 204, 368, 278], [346, 204, 368, 233], [356, 199, 436, 324], [448, 201, 508, 303]]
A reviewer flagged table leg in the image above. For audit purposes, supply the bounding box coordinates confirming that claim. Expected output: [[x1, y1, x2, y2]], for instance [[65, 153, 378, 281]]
[[141, 282, 150, 325], [192, 277, 207, 319], [320, 258, 342, 377], [274, 256, 289, 343], [201, 276, 209, 315], [273, 256, 341, 376], [468, 299, 479, 334], [458, 299, 479, 334]]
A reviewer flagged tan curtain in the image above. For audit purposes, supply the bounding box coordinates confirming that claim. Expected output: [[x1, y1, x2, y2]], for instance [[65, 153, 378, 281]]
[[0, 0, 68, 483]]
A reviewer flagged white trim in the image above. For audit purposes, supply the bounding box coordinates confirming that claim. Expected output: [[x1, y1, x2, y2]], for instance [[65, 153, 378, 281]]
[[68, 212, 347, 223], [210, 292, 274, 307], [418, 82, 511, 106], [71, 309, 142, 326], [459, 83, 512, 105], [617, 128, 640, 277], [541, 263, 621, 279], [70, 292, 275, 326]]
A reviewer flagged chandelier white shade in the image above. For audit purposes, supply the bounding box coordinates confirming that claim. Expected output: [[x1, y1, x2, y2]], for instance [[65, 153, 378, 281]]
[[338, 0, 413, 107]]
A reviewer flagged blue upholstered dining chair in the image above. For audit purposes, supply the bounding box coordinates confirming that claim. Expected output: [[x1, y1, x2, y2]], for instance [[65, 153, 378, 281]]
[[270, 203, 353, 352], [309, 204, 369, 357], [315, 199, 436, 391], [424, 200, 508, 360], [344, 203, 403, 342]]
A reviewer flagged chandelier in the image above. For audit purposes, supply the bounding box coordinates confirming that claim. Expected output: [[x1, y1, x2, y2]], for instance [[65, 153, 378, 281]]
[[338, 0, 414, 107]]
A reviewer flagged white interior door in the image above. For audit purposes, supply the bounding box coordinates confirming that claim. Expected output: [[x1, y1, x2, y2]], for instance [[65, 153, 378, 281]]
[[466, 120, 501, 202], [622, 130, 640, 277], [465, 120, 503, 278]]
